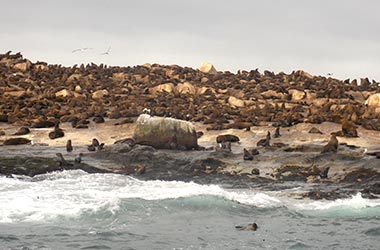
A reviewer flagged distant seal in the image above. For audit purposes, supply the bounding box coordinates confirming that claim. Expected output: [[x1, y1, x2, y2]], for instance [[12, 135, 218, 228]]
[[56, 153, 73, 167], [216, 134, 240, 143], [321, 135, 338, 153], [66, 140, 73, 152], [256, 131, 271, 147], [48, 122, 64, 139], [274, 127, 281, 138], [3, 137, 31, 145], [14, 126, 30, 135], [235, 222, 258, 231], [243, 148, 254, 160], [75, 153, 83, 163]]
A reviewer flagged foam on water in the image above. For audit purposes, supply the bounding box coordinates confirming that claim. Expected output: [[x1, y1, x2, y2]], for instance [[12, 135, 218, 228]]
[[0, 170, 379, 223]]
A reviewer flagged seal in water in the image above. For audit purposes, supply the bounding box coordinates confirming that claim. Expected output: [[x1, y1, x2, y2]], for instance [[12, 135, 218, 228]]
[[235, 222, 258, 231], [66, 139, 73, 152], [321, 135, 338, 153]]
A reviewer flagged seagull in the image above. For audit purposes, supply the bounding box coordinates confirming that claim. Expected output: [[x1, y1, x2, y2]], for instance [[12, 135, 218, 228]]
[[72, 47, 93, 53], [101, 46, 111, 55]]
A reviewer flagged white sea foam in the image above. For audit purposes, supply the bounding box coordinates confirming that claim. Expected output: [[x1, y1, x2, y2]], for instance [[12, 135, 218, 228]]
[[0, 171, 379, 223]]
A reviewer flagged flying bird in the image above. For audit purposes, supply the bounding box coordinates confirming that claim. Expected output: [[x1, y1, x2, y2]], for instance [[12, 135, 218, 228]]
[[72, 47, 93, 53], [101, 46, 111, 55]]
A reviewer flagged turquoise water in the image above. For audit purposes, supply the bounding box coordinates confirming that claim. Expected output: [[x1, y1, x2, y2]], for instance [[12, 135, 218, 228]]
[[1, 171, 380, 250]]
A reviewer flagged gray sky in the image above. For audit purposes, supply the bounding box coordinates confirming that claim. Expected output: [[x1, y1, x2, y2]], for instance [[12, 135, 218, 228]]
[[1, 0, 379, 80]]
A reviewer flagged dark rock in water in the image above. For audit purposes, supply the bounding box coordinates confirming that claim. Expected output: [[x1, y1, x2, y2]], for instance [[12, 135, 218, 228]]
[[309, 127, 323, 134], [216, 134, 240, 143], [14, 126, 30, 135], [341, 168, 380, 183], [3, 137, 31, 145]]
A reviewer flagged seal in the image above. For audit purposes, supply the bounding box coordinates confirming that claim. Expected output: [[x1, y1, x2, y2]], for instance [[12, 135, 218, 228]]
[[243, 148, 254, 160], [48, 122, 64, 139], [216, 134, 240, 143], [56, 153, 73, 167], [274, 127, 281, 138], [66, 139, 73, 152], [256, 131, 271, 147], [75, 153, 83, 163], [235, 222, 258, 231], [321, 135, 338, 153], [3, 137, 31, 145], [14, 126, 30, 135]]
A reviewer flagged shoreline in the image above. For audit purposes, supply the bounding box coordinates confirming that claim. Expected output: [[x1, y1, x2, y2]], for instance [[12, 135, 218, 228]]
[[1, 119, 380, 200]]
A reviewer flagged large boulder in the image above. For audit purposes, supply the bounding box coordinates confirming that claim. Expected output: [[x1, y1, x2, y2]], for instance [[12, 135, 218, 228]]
[[133, 114, 198, 150], [199, 62, 218, 74]]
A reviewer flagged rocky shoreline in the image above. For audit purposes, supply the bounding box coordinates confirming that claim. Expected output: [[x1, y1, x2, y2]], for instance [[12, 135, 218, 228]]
[[1, 52, 380, 200]]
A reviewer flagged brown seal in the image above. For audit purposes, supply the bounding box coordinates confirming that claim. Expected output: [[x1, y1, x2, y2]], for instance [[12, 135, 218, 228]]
[[243, 148, 254, 161], [48, 122, 64, 139], [14, 127, 30, 135], [274, 127, 281, 138], [216, 134, 240, 143], [235, 222, 258, 231], [256, 131, 271, 147], [3, 137, 31, 145], [321, 135, 338, 153], [66, 139, 73, 152]]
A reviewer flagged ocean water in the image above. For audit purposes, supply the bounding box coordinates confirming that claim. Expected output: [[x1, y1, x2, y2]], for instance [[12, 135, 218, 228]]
[[0, 170, 380, 250]]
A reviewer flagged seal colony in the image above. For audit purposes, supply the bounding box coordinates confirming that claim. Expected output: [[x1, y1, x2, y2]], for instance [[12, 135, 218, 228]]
[[1, 51, 380, 200]]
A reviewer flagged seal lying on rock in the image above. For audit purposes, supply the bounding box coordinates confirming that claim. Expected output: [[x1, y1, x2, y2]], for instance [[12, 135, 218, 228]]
[[216, 134, 240, 143], [243, 148, 254, 160], [49, 122, 64, 139], [3, 137, 31, 145], [257, 131, 271, 147], [321, 135, 338, 153], [14, 127, 30, 135]]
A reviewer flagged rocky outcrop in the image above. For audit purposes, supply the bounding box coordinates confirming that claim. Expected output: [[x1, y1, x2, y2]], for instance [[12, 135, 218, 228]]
[[133, 114, 198, 150]]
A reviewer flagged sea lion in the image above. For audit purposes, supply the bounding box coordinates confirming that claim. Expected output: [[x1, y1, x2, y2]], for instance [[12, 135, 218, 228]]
[[56, 153, 73, 167], [341, 120, 358, 137], [3, 137, 31, 145], [0, 130, 5, 136], [321, 135, 338, 153], [66, 139, 73, 152], [216, 141, 231, 151], [216, 134, 240, 143], [75, 153, 83, 163], [274, 127, 281, 138], [87, 144, 96, 151], [93, 116, 105, 123], [309, 127, 323, 134], [235, 222, 258, 231], [134, 164, 146, 175], [92, 138, 100, 147], [256, 131, 271, 147], [48, 122, 64, 139], [14, 126, 30, 135], [319, 166, 330, 179], [243, 148, 254, 161]]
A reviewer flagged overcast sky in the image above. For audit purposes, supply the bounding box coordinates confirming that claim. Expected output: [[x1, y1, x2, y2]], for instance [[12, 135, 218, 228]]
[[1, 0, 379, 80]]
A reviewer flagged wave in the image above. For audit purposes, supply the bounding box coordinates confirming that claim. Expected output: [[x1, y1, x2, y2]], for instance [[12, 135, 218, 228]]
[[1, 170, 379, 223]]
